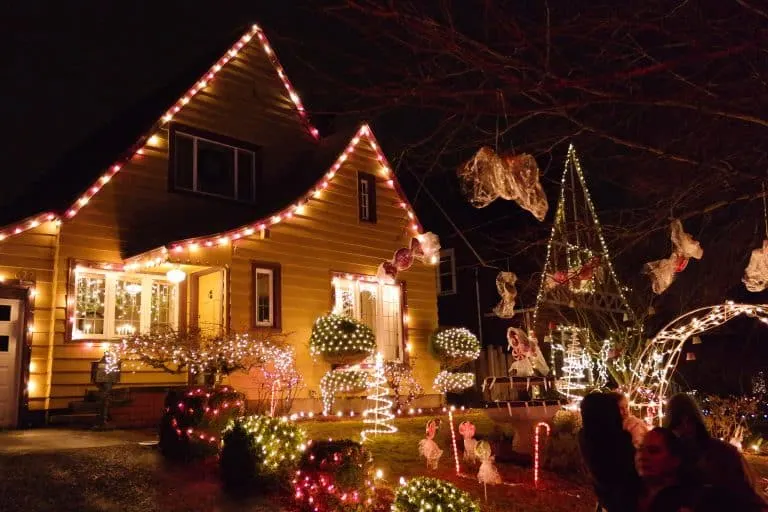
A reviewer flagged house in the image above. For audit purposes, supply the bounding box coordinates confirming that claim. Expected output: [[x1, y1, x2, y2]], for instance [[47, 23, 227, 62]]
[[0, 24, 440, 428]]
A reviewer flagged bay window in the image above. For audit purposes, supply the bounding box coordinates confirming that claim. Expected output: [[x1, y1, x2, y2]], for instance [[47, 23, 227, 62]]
[[332, 275, 404, 361], [71, 266, 179, 340]]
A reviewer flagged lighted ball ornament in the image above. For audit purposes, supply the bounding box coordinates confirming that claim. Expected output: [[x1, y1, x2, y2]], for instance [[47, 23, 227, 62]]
[[392, 477, 480, 512], [309, 314, 376, 365]]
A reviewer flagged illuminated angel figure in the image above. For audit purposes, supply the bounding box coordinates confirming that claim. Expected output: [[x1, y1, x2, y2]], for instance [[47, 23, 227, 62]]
[[418, 418, 443, 470], [493, 271, 518, 318], [458, 146, 548, 221], [459, 421, 478, 464], [475, 441, 501, 485], [507, 327, 549, 377], [644, 219, 703, 294], [743, 240, 768, 292]]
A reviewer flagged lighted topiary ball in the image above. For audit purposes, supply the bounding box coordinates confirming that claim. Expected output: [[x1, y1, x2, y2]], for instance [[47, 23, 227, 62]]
[[433, 370, 475, 393], [392, 477, 480, 512], [431, 327, 481, 369], [220, 415, 307, 489], [309, 314, 376, 364]]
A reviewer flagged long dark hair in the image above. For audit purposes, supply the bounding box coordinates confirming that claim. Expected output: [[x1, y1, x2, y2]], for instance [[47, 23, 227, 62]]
[[663, 393, 710, 446], [581, 392, 625, 440]]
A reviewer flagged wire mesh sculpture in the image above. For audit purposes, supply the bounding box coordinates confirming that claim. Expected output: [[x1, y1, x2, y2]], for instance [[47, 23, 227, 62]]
[[492, 271, 518, 318], [743, 240, 768, 292], [644, 219, 703, 294], [458, 146, 548, 221]]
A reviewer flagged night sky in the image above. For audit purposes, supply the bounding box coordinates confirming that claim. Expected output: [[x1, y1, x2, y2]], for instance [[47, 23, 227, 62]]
[[3, 2, 767, 394]]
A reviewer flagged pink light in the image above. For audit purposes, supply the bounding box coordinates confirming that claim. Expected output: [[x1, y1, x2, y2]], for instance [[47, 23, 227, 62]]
[[448, 408, 461, 474]]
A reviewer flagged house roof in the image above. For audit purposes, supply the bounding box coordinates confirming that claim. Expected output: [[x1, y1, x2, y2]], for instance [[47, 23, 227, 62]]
[[0, 24, 428, 260]]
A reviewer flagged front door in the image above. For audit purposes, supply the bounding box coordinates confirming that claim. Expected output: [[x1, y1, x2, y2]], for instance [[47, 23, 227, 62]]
[[197, 270, 223, 336], [0, 298, 22, 427]]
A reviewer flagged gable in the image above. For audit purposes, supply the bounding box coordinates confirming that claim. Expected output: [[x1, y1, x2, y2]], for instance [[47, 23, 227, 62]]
[[123, 124, 428, 269], [0, 24, 320, 248]]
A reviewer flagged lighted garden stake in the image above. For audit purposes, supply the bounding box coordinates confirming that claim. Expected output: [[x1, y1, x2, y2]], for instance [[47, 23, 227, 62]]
[[447, 406, 461, 474], [270, 379, 280, 416], [534, 421, 551, 488]]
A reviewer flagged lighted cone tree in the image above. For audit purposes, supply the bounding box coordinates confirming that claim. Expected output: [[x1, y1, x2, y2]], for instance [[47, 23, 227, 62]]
[[361, 353, 397, 441]]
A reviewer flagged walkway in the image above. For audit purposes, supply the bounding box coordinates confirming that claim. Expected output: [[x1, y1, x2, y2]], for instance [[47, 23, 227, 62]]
[[0, 428, 156, 454]]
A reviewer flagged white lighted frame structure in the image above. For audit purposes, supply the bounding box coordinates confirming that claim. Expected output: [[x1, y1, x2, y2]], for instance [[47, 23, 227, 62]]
[[627, 302, 768, 424]]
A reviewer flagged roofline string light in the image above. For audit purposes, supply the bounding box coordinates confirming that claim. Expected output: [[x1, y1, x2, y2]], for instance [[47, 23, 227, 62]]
[[0, 23, 319, 244], [122, 124, 426, 270]]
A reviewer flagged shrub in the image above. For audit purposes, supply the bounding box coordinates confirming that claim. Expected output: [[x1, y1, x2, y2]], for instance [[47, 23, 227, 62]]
[[392, 477, 480, 512], [309, 314, 376, 364], [433, 370, 475, 393], [294, 439, 375, 511], [220, 415, 307, 490], [430, 328, 481, 369], [544, 409, 586, 481], [320, 369, 371, 414], [158, 386, 245, 460]]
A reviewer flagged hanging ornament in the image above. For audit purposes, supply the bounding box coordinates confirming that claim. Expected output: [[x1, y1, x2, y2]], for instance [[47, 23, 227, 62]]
[[685, 352, 696, 361], [418, 418, 443, 470], [394, 247, 414, 271], [544, 256, 601, 292], [743, 240, 768, 292], [507, 327, 550, 377], [412, 232, 441, 263], [458, 146, 548, 221], [459, 421, 478, 464], [692, 336, 702, 345], [644, 219, 703, 294], [493, 271, 518, 318]]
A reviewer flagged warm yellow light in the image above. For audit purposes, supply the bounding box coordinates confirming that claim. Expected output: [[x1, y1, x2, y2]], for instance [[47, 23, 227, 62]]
[[29, 361, 35, 373], [404, 314, 410, 325], [27, 380, 36, 393], [430, 255, 439, 265], [375, 468, 384, 480], [313, 189, 322, 199], [148, 135, 160, 146], [166, 267, 187, 284], [406, 342, 413, 353], [295, 205, 305, 215]]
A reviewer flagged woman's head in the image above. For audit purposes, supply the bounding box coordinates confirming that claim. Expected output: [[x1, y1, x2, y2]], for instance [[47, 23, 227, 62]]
[[635, 427, 684, 481], [580, 392, 624, 437], [663, 393, 709, 444], [610, 392, 630, 420]]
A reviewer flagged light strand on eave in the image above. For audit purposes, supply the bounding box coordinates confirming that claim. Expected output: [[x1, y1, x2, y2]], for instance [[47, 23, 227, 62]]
[[123, 124, 426, 271], [0, 23, 319, 243]]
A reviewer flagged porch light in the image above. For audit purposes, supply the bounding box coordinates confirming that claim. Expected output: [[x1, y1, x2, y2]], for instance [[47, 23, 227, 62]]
[[125, 283, 142, 296], [166, 267, 186, 284]]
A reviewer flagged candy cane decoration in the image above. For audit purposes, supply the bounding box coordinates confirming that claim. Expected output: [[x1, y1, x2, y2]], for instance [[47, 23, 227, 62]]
[[448, 406, 461, 474], [534, 422, 551, 488], [270, 380, 281, 417]]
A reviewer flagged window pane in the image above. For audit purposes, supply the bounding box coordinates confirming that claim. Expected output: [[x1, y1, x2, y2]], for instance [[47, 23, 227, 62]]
[[151, 281, 176, 332], [439, 257, 453, 275], [255, 271, 271, 324], [237, 150, 255, 202], [174, 134, 194, 190], [75, 273, 106, 337], [333, 280, 356, 317], [359, 287, 377, 333], [115, 279, 142, 336], [379, 285, 402, 361], [197, 139, 235, 198], [440, 274, 454, 293], [0, 305, 10, 321]]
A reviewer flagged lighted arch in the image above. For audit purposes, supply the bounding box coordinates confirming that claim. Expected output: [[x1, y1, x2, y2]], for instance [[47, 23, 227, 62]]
[[628, 302, 768, 424]]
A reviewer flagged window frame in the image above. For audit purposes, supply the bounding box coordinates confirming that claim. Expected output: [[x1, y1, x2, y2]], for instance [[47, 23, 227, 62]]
[[357, 171, 377, 223], [330, 273, 406, 362], [437, 249, 457, 296], [250, 261, 281, 330], [168, 123, 261, 204], [65, 261, 180, 342]]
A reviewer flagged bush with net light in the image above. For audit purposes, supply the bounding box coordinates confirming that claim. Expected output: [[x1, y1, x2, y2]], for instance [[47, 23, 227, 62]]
[[433, 370, 475, 393], [430, 327, 481, 369], [220, 415, 307, 489], [309, 314, 376, 364], [392, 477, 480, 512], [293, 439, 375, 511]]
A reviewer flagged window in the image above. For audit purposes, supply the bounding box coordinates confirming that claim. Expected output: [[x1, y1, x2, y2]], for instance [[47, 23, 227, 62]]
[[437, 249, 456, 295], [170, 124, 259, 203], [70, 267, 179, 340], [332, 276, 404, 361], [251, 262, 281, 329], [357, 172, 377, 222]]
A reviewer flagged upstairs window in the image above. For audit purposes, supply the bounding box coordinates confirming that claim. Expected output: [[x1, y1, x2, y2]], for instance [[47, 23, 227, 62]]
[[332, 275, 403, 361], [70, 266, 179, 340], [357, 172, 377, 223], [170, 124, 258, 203], [437, 249, 457, 295]]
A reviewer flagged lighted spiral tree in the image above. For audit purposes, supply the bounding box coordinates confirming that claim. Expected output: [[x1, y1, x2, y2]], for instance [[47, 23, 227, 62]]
[[361, 353, 397, 441]]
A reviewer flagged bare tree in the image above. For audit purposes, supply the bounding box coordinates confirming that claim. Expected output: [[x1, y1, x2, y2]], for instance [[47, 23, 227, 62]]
[[294, 0, 768, 316]]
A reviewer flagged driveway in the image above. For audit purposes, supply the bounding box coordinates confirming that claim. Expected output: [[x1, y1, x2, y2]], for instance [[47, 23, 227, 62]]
[[0, 428, 157, 454]]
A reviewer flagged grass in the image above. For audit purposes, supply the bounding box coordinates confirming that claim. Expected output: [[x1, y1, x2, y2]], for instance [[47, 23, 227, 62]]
[[300, 411, 596, 512]]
